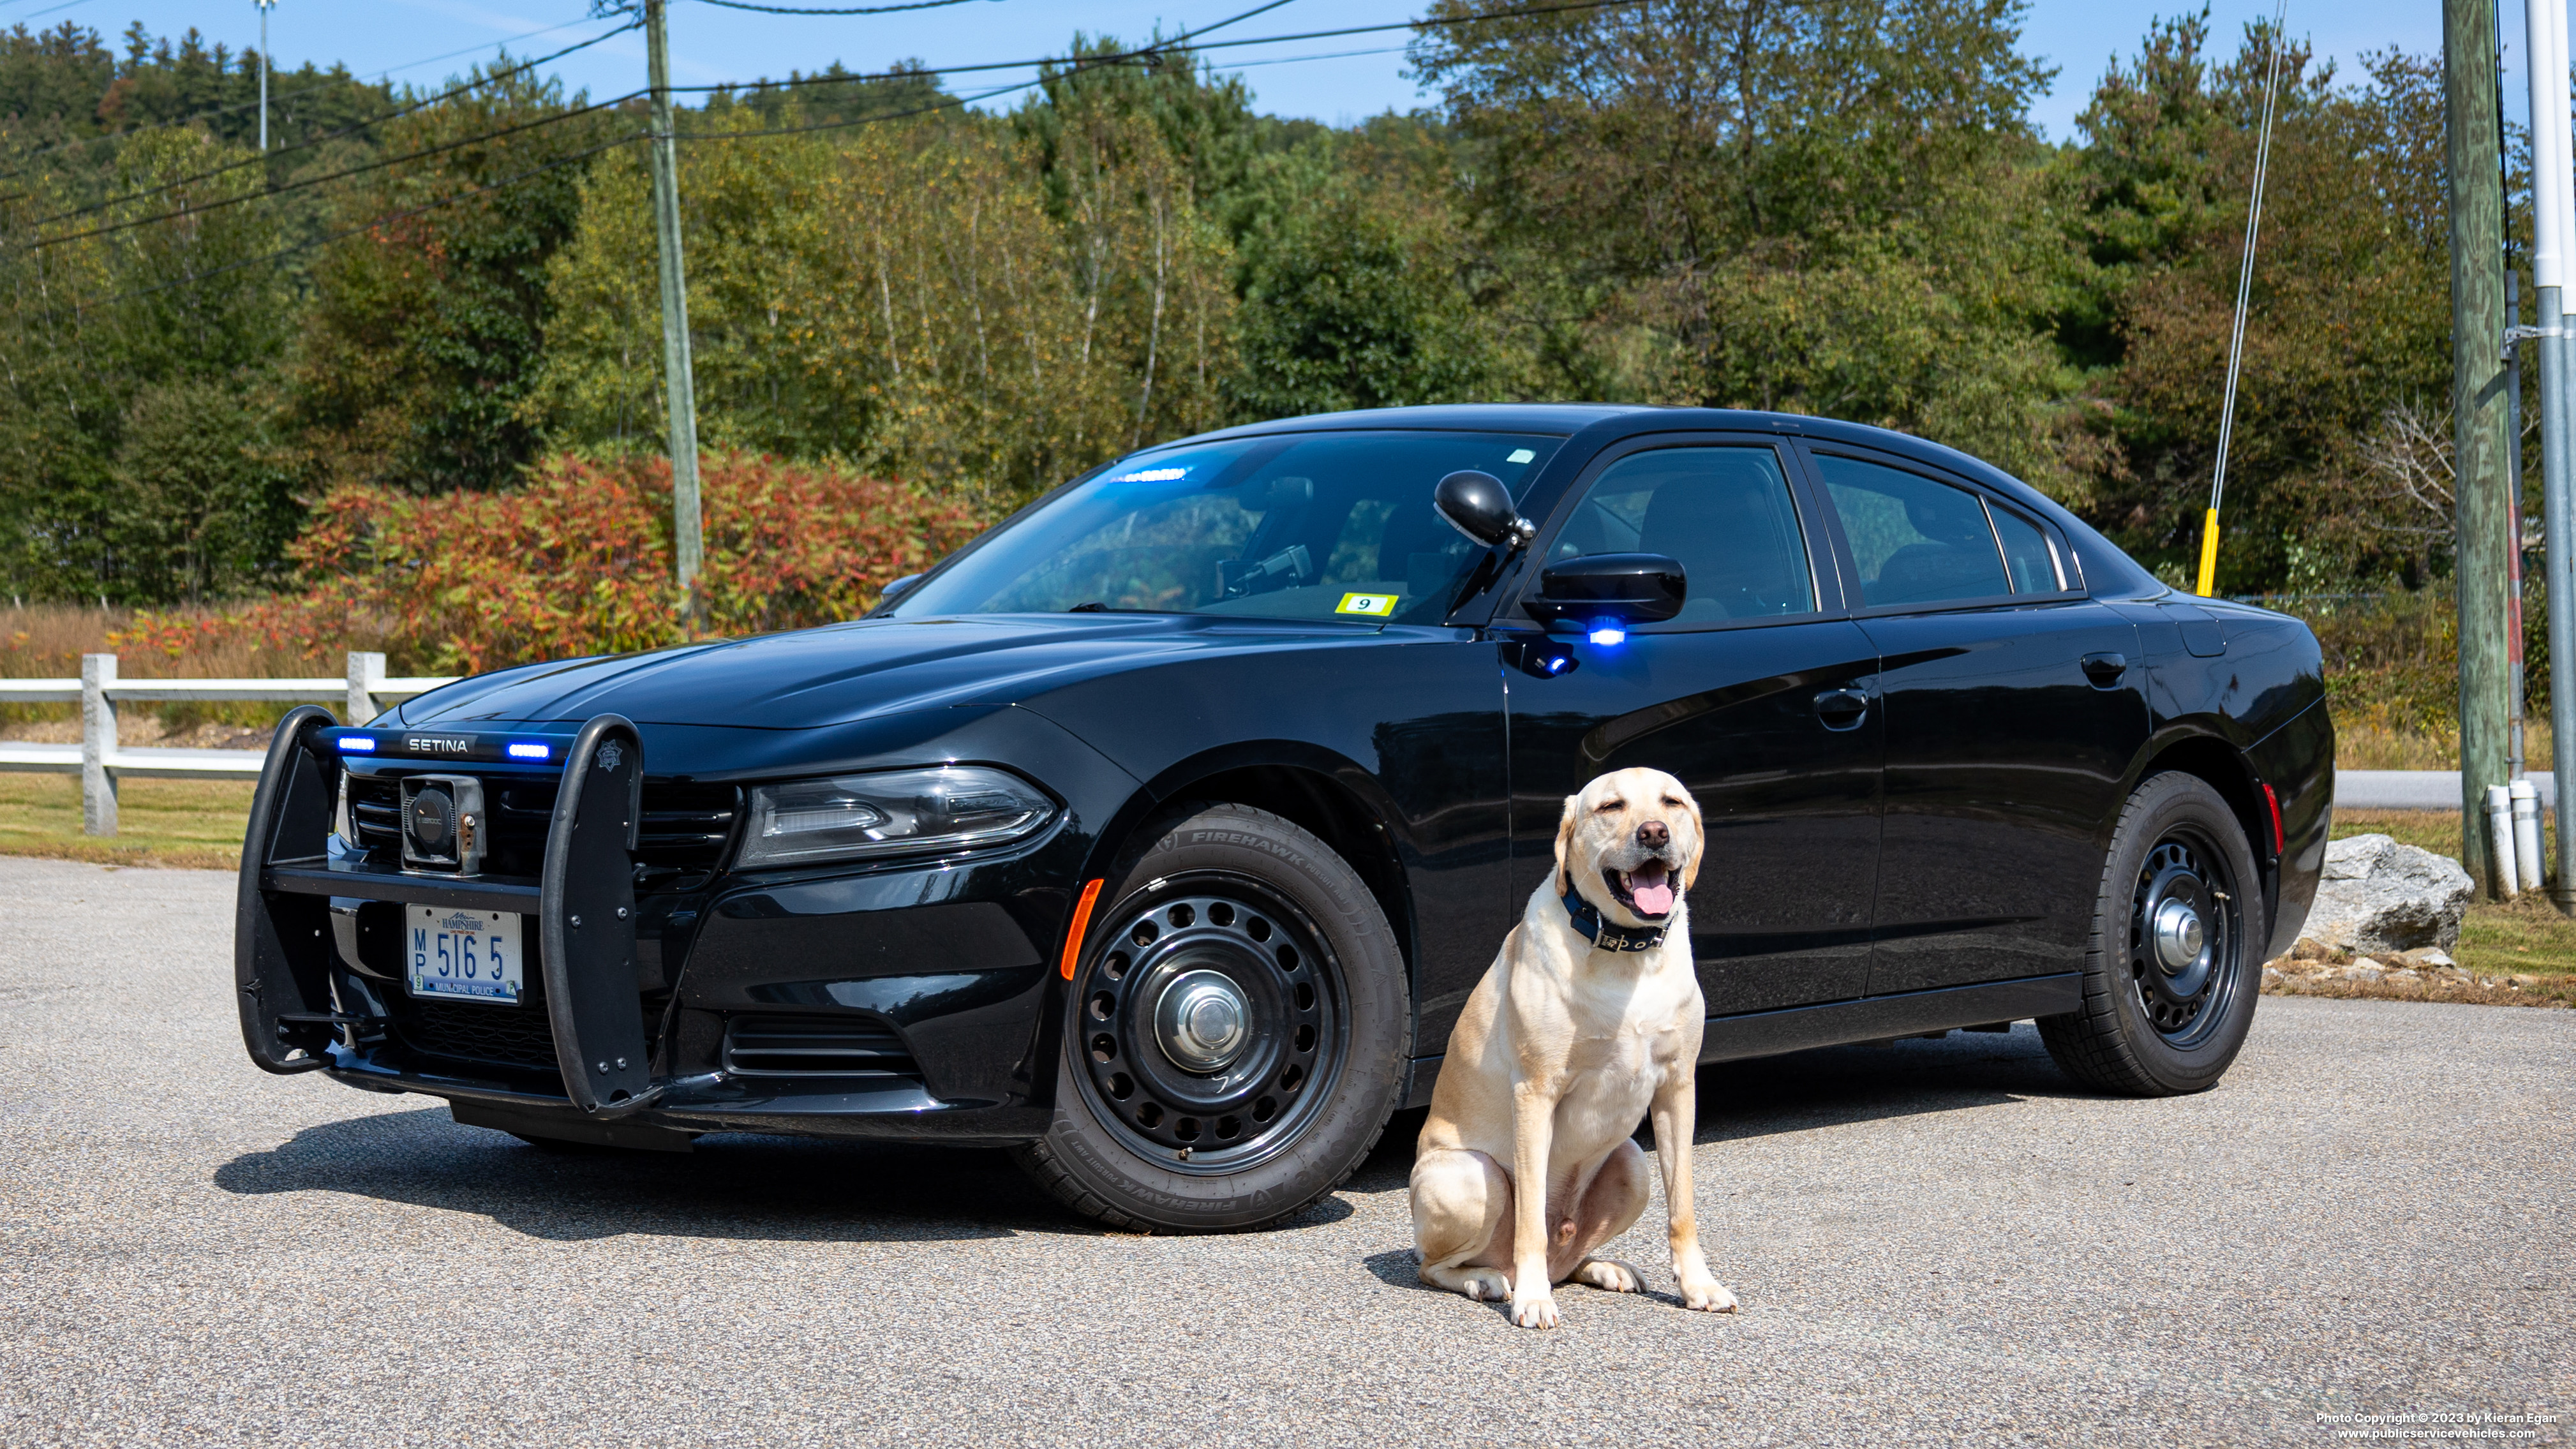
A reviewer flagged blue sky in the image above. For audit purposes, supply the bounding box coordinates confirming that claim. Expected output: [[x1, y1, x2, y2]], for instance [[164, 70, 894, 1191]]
[[0, 0, 2485, 139]]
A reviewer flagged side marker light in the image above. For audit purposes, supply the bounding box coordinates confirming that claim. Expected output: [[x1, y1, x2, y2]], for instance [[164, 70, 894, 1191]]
[[2261, 783, 2284, 856], [1059, 877, 1105, 981]]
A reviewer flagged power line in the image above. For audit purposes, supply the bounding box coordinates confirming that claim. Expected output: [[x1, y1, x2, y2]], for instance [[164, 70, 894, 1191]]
[[19, 85, 640, 252], [0, 13, 622, 183], [691, 0, 991, 13], [8, 1, 1305, 304], [366, 15, 625, 82], [16, 24, 639, 234], [14, 131, 646, 325], [15, 0, 1644, 258], [21, 0, 1311, 237], [659, 0, 1642, 93]]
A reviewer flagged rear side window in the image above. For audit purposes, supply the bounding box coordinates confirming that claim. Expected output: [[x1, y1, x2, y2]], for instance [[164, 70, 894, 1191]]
[[1551, 445, 1817, 623], [1990, 506, 2065, 593], [1812, 454, 2008, 607]]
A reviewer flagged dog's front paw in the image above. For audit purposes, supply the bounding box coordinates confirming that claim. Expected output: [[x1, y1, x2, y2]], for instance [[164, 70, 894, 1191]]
[[1677, 1274, 1737, 1313], [1508, 1289, 1561, 1329], [1573, 1258, 1642, 1293]]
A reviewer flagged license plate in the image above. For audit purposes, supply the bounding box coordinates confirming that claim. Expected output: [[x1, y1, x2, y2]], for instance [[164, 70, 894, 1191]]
[[406, 907, 526, 1004]]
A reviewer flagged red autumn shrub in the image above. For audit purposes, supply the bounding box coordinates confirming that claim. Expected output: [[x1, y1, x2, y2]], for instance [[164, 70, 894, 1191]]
[[120, 454, 988, 675]]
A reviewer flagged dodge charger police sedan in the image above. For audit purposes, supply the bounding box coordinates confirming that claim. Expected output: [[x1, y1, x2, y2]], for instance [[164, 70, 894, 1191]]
[[235, 404, 2332, 1232]]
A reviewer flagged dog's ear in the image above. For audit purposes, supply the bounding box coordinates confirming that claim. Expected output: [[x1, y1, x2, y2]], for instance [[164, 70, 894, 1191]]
[[1554, 793, 1581, 896], [1679, 787, 1706, 893]]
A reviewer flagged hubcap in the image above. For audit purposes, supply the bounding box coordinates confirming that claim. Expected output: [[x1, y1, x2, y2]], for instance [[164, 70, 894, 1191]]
[[1072, 875, 1346, 1175], [1156, 969, 1250, 1071], [2152, 898, 2205, 971]]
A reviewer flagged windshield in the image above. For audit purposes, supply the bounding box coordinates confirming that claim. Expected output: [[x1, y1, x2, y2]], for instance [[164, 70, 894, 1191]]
[[890, 430, 1565, 625]]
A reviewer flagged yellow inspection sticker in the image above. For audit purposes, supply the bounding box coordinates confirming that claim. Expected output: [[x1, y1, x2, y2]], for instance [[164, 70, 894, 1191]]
[[1335, 592, 1399, 616]]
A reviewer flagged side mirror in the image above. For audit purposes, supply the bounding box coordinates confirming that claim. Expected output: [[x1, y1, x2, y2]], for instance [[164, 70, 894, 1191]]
[[1526, 553, 1686, 634], [878, 572, 926, 606], [1434, 470, 1534, 549]]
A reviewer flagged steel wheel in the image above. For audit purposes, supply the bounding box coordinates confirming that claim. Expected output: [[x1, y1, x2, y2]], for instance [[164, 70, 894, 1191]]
[[1071, 871, 1347, 1175], [2042, 771, 2263, 1096], [2127, 829, 2244, 1048]]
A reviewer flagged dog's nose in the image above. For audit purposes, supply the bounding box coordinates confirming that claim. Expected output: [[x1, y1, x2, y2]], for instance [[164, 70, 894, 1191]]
[[1635, 820, 1669, 851]]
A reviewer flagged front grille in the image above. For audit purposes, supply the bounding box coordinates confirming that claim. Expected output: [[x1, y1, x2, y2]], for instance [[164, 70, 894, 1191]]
[[345, 772, 737, 877], [637, 784, 736, 869], [348, 775, 401, 854], [392, 992, 565, 1074], [724, 1015, 917, 1077]]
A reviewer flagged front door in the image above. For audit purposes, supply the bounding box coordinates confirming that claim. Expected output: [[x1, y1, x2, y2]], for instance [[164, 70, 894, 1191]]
[[1802, 446, 2148, 994], [1503, 440, 1884, 1016]]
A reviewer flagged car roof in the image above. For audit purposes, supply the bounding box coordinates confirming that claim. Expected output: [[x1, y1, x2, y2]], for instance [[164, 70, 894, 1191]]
[[1164, 403, 1662, 442], [1160, 403, 2029, 498]]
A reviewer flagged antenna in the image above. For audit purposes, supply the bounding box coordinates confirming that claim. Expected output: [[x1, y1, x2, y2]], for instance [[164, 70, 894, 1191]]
[[2198, 0, 2290, 598]]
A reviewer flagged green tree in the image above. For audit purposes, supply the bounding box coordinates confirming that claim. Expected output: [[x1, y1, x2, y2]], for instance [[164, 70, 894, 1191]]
[[1410, 0, 2094, 488], [284, 60, 618, 493], [1226, 128, 1493, 418], [0, 126, 295, 600], [2074, 19, 2451, 588]]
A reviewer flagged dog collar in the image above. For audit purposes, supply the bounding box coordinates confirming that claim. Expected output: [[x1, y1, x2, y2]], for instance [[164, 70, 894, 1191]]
[[1561, 884, 1668, 953]]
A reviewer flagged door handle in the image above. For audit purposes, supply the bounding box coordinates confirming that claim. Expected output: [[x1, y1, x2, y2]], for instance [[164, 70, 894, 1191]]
[[2081, 651, 2128, 686], [1812, 687, 1870, 729]]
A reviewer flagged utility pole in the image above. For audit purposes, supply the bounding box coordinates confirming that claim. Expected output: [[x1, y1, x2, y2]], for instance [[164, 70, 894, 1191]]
[[2524, 0, 2576, 912], [255, 0, 275, 152], [2446, 0, 2516, 897], [644, 0, 705, 620]]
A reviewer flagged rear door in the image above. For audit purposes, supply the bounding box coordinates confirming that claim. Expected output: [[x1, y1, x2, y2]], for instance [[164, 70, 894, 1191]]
[[1502, 437, 1883, 1015], [1799, 445, 2147, 995]]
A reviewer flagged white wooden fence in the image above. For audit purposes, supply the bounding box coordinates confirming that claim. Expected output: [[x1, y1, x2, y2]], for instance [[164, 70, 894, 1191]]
[[0, 651, 458, 836]]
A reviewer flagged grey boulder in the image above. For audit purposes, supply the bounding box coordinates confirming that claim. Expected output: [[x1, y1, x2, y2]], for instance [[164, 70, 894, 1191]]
[[2296, 833, 2473, 953]]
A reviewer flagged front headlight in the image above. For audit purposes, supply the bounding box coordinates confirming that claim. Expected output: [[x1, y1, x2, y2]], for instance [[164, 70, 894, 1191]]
[[735, 765, 1057, 869]]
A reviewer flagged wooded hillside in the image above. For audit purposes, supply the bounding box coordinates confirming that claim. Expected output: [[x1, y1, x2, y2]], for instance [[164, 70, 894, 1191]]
[[0, 5, 2497, 611]]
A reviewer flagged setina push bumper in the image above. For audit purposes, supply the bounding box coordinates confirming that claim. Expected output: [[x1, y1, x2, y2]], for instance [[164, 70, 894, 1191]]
[[232, 707, 1062, 1151], [237, 709, 666, 1127]]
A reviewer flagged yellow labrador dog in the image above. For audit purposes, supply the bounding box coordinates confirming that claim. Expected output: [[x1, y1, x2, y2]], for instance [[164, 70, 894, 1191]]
[[1410, 766, 1734, 1328]]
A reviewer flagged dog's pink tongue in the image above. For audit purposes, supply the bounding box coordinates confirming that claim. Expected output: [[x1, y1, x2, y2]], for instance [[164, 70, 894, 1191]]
[[1630, 877, 1675, 916]]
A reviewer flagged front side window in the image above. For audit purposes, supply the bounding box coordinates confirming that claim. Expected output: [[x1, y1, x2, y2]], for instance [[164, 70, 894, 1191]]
[[1544, 445, 1817, 623], [1813, 453, 2011, 607], [891, 431, 1563, 625]]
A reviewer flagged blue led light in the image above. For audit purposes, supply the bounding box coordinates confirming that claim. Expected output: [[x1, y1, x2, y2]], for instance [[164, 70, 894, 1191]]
[[506, 741, 551, 761], [1586, 618, 1627, 646], [336, 736, 377, 753]]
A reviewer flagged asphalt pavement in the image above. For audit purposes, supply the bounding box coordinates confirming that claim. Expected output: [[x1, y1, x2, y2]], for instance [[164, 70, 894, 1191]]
[[1, 856, 2567, 1447]]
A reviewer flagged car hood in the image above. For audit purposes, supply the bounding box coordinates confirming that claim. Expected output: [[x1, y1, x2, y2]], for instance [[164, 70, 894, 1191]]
[[395, 613, 1387, 731]]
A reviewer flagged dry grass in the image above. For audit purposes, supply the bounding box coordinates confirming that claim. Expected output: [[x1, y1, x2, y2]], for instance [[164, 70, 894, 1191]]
[[2265, 969, 2575, 1007], [0, 601, 341, 736], [0, 774, 251, 870], [2337, 722, 2554, 772]]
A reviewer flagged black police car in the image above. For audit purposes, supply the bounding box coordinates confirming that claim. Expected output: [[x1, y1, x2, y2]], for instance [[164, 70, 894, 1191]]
[[235, 405, 2332, 1231]]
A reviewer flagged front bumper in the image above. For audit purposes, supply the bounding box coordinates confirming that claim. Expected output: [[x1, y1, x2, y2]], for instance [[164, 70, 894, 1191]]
[[237, 708, 1129, 1147]]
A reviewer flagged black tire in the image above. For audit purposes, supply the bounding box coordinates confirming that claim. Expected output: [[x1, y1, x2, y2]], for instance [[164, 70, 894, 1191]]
[[1011, 803, 1409, 1232], [2039, 771, 2264, 1096]]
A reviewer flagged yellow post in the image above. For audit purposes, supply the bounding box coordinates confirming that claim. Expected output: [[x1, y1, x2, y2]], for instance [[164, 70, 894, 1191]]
[[2194, 507, 2221, 596]]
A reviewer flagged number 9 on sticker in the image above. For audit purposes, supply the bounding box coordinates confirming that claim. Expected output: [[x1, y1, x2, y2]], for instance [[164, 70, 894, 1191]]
[[1336, 592, 1398, 616]]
